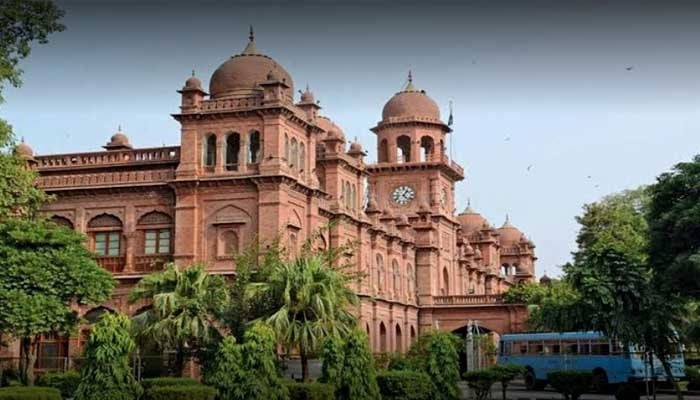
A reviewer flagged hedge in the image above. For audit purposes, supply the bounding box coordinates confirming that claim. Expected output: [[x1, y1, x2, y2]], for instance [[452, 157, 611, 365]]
[[686, 366, 700, 390], [36, 371, 81, 399], [141, 377, 201, 390], [377, 370, 434, 400], [0, 387, 62, 400], [283, 381, 335, 400], [615, 384, 641, 400], [547, 371, 593, 400], [144, 385, 217, 400]]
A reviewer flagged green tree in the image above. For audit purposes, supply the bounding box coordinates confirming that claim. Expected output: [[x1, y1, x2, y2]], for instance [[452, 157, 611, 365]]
[[74, 313, 143, 400], [0, 218, 115, 385], [320, 335, 344, 388], [491, 364, 525, 400], [129, 263, 229, 376], [204, 323, 288, 400], [336, 329, 380, 400], [247, 254, 358, 382], [406, 331, 461, 400]]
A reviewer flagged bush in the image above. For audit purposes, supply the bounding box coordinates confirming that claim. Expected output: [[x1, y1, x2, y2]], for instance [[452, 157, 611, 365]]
[[320, 336, 344, 388], [36, 371, 80, 399], [336, 329, 380, 400], [0, 387, 61, 400], [686, 366, 700, 390], [615, 384, 641, 400], [377, 370, 434, 400], [144, 385, 217, 400], [463, 369, 500, 400], [547, 371, 593, 400], [491, 364, 526, 400], [0, 368, 20, 388], [283, 381, 335, 400], [406, 331, 461, 400], [141, 377, 200, 390]]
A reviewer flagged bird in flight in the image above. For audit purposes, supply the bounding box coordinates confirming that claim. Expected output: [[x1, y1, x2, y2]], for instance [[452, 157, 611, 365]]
[[527, 164, 533, 171], [626, 66, 634, 71], [504, 136, 511, 142]]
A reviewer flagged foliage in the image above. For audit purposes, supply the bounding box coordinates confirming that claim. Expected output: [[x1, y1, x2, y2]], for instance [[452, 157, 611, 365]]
[[648, 155, 700, 299], [503, 282, 549, 304], [144, 385, 217, 400], [615, 384, 641, 400], [547, 371, 592, 400], [336, 329, 380, 400], [320, 335, 344, 387], [203, 323, 288, 400], [463, 369, 499, 400], [405, 331, 461, 400], [35, 371, 80, 398], [247, 254, 358, 382], [491, 364, 526, 400], [376, 370, 434, 400], [130, 263, 229, 376], [0, 386, 61, 400], [0, 218, 115, 384], [74, 313, 143, 400], [140, 377, 200, 390], [283, 381, 336, 400], [685, 366, 700, 390]]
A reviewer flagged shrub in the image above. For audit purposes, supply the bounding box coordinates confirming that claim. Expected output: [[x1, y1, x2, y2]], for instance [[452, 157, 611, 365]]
[[320, 336, 344, 388], [0, 387, 61, 400], [283, 381, 335, 400], [686, 366, 700, 390], [376, 370, 434, 400], [144, 385, 217, 400], [0, 368, 20, 388], [547, 371, 593, 400], [615, 384, 641, 400], [336, 329, 380, 400], [36, 371, 80, 399], [140, 377, 200, 390], [74, 313, 143, 400], [491, 364, 526, 400], [406, 331, 461, 400], [463, 369, 500, 400]]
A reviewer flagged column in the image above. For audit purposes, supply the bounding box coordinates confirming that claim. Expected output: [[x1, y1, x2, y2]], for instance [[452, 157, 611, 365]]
[[239, 134, 248, 173], [215, 134, 224, 173]]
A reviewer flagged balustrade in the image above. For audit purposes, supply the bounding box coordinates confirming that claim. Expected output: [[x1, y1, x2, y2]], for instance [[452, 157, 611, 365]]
[[432, 294, 504, 305]]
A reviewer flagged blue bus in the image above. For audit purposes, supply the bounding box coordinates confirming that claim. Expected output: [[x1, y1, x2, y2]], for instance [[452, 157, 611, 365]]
[[498, 332, 685, 391]]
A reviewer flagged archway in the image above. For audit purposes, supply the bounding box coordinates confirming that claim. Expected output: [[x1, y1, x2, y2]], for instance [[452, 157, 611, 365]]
[[379, 322, 387, 353], [395, 324, 403, 352]]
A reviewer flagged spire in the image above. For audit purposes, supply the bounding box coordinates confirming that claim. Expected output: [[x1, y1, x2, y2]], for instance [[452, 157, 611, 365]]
[[242, 25, 259, 55], [191, 69, 195, 77], [404, 69, 416, 91], [502, 214, 515, 228], [117, 124, 122, 132], [462, 198, 476, 214]]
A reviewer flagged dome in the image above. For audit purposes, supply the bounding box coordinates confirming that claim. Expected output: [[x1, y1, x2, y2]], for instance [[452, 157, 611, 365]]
[[348, 141, 363, 154], [316, 116, 345, 140], [299, 85, 315, 104], [497, 215, 523, 245], [381, 72, 440, 123], [184, 70, 202, 90], [15, 140, 34, 159], [104, 127, 132, 150], [209, 28, 293, 99], [457, 204, 488, 234]]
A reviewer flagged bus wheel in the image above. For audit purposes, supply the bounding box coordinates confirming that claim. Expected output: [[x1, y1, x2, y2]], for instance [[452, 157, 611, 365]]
[[525, 369, 538, 390], [591, 369, 608, 393]]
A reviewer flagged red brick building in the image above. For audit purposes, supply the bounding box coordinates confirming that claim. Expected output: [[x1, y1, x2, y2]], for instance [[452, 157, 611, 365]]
[[8, 31, 535, 361]]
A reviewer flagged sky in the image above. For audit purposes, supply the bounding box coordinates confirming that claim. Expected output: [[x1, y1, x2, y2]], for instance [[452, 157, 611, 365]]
[[3, 0, 700, 277]]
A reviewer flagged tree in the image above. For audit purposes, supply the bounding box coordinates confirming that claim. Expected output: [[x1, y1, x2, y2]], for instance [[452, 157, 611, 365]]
[[0, 218, 115, 385], [74, 313, 143, 400], [491, 364, 525, 400], [129, 263, 229, 376], [463, 369, 499, 400], [406, 331, 461, 400], [247, 254, 358, 382], [336, 329, 380, 400], [320, 335, 344, 388], [204, 323, 288, 400]]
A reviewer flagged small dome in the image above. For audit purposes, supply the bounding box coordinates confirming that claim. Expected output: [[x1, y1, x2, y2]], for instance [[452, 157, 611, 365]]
[[15, 140, 34, 159], [184, 71, 202, 90], [316, 116, 345, 139], [104, 127, 132, 150], [209, 28, 293, 99], [381, 72, 440, 123], [300, 85, 315, 104], [457, 204, 488, 234], [348, 141, 363, 154], [497, 215, 523, 245]]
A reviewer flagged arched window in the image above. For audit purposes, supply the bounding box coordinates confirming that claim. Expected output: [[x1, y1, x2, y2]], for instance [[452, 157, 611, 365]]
[[88, 214, 123, 258], [379, 322, 388, 353], [366, 323, 371, 337], [290, 138, 298, 169], [420, 136, 434, 162], [218, 230, 239, 257], [137, 211, 173, 256], [407, 263, 414, 299], [284, 134, 290, 162], [50, 215, 73, 229], [351, 184, 356, 211], [397, 135, 411, 163], [345, 181, 351, 209], [299, 142, 305, 172], [376, 254, 384, 292], [395, 324, 403, 352], [203, 134, 217, 167], [442, 267, 449, 295], [379, 139, 389, 163], [410, 326, 416, 344], [226, 132, 240, 171], [249, 130, 261, 163], [392, 259, 400, 297]]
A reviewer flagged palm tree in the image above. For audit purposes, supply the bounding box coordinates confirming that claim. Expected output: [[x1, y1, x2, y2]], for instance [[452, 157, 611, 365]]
[[129, 263, 229, 376], [247, 254, 358, 382]]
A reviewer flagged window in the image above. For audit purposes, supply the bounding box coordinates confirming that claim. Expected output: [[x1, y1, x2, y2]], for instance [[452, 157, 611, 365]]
[[442, 268, 449, 295], [564, 342, 579, 354], [226, 133, 240, 171], [290, 138, 298, 169], [284, 134, 290, 162], [379, 139, 388, 162], [249, 130, 261, 163], [591, 340, 610, 355], [144, 229, 171, 255], [94, 232, 120, 256], [299, 142, 305, 172], [397, 135, 411, 163], [219, 230, 239, 257], [420, 136, 434, 162], [543, 341, 561, 355], [376, 254, 384, 292], [392, 260, 400, 296], [204, 134, 217, 167]]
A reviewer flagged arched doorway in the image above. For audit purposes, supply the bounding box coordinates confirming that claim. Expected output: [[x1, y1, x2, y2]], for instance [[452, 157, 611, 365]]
[[395, 324, 403, 352], [379, 322, 387, 353]]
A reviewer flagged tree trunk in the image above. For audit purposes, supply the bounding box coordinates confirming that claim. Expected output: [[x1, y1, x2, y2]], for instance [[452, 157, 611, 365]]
[[659, 353, 683, 400], [501, 383, 507, 400], [300, 351, 309, 382], [20, 336, 39, 386], [174, 344, 186, 377]]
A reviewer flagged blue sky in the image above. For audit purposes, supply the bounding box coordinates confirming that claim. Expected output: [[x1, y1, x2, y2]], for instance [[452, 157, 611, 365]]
[[3, 0, 700, 276]]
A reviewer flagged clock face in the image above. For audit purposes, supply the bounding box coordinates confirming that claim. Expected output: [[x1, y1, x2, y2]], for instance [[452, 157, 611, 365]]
[[392, 185, 415, 205]]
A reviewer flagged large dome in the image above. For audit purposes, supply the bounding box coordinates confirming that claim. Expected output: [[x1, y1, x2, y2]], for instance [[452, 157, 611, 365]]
[[496, 216, 523, 246], [457, 205, 488, 234], [381, 72, 440, 123], [209, 30, 293, 99]]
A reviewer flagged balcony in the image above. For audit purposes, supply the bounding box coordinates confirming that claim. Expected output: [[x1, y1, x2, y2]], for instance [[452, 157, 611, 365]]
[[135, 255, 173, 273], [95, 256, 125, 273], [36, 146, 180, 171], [432, 294, 504, 306]]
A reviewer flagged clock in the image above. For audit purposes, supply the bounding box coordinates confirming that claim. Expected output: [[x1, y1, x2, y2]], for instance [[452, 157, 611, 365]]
[[392, 186, 415, 205]]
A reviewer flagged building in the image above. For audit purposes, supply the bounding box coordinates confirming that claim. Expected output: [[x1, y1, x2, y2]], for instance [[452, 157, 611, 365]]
[[7, 30, 536, 362]]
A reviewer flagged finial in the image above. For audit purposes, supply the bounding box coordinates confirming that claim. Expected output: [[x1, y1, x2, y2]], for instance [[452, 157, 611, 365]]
[[249, 25, 254, 42], [20, 136, 25, 143], [404, 69, 416, 91], [408, 69, 413, 83], [191, 69, 195, 77], [118, 124, 122, 132], [305, 83, 310, 92]]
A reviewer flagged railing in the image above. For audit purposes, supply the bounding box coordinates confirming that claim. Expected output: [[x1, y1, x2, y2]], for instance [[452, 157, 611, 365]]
[[95, 256, 125, 273], [134, 255, 172, 273], [37, 169, 175, 189], [36, 146, 180, 170], [500, 246, 522, 255], [200, 96, 261, 112], [432, 294, 504, 306]]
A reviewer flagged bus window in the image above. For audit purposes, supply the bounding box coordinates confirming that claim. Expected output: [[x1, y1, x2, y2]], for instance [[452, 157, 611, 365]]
[[611, 342, 624, 355], [579, 341, 590, 355], [563, 342, 579, 354], [543, 341, 561, 355], [511, 341, 527, 355], [500, 341, 512, 356], [591, 340, 610, 355], [529, 343, 544, 355]]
